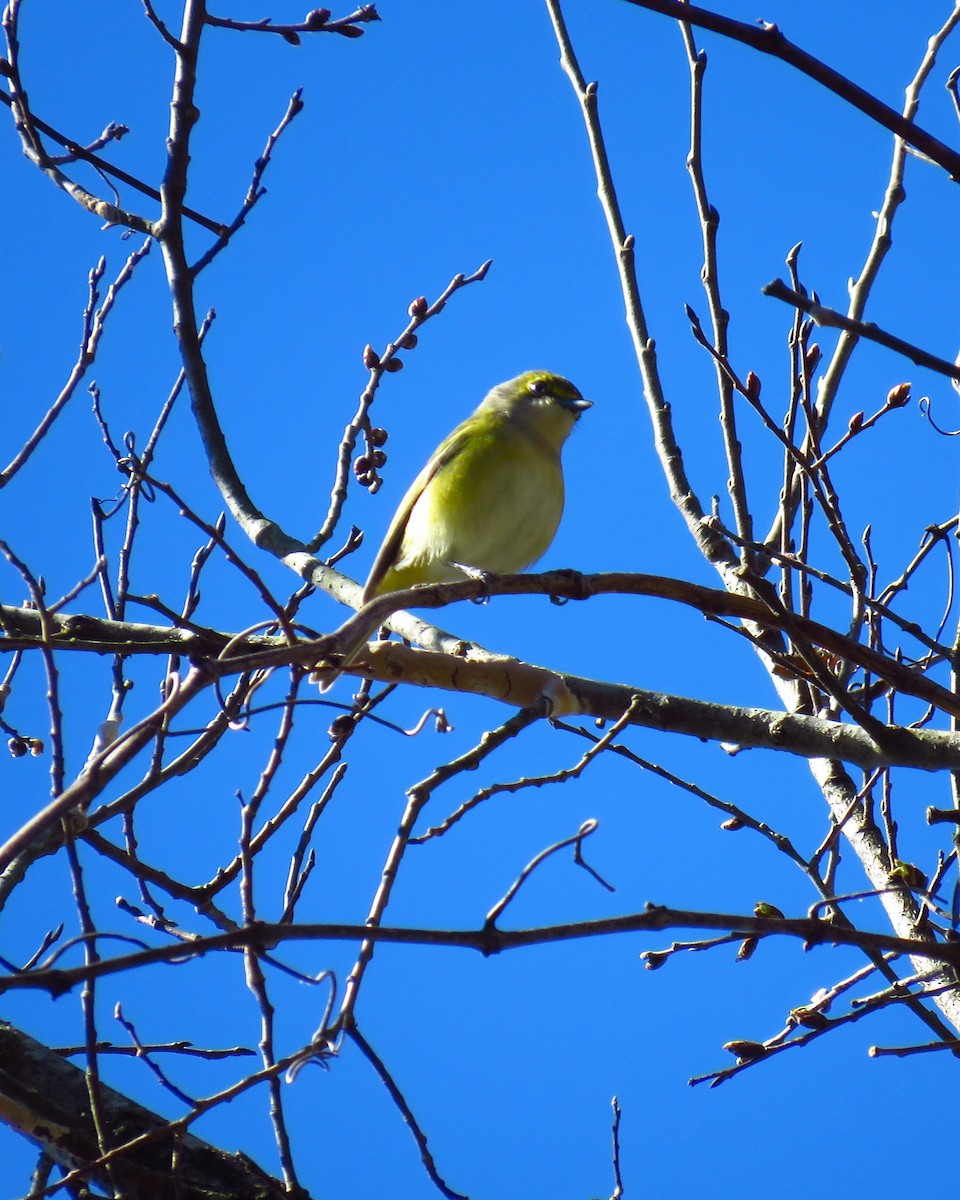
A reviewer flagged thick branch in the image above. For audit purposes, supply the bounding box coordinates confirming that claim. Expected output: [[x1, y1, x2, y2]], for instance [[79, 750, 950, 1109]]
[[6, 567, 960, 773], [346, 641, 960, 773], [315, 571, 960, 724], [0, 1021, 286, 1199]]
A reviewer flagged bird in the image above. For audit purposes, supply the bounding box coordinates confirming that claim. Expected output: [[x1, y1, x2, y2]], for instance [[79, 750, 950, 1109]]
[[313, 370, 590, 690], [362, 369, 591, 603]]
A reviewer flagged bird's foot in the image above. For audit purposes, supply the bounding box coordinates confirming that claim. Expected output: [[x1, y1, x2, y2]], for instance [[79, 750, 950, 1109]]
[[452, 561, 493, 604]]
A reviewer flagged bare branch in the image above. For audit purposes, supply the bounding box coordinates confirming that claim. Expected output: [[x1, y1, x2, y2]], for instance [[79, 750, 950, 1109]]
[[618, 0, 960, 179], [6, 904, 960, 995], [764, 278, 960, 381], [0, 242, 152, 488]]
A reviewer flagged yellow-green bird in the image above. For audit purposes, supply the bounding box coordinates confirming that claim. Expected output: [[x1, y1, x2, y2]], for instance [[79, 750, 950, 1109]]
[[362, 370, 591, 602]]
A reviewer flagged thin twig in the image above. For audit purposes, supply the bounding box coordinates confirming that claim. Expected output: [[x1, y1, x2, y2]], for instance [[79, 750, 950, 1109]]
[[348, 1025, 468, 1200]]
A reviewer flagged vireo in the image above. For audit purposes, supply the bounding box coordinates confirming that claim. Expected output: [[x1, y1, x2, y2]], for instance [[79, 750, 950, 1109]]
[[314, 371, 589, 689], [363, 370, 591, 601]]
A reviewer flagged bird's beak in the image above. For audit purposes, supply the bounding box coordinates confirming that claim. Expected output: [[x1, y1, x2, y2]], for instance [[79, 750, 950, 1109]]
[[562, 397, 592, 416]]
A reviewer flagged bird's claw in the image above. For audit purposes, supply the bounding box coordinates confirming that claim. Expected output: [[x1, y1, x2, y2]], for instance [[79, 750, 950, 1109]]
[[453, 561, 493, 603]]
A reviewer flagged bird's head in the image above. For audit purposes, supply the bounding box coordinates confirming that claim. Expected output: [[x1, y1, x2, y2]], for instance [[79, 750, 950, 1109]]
[[479, 371, 592, 450]]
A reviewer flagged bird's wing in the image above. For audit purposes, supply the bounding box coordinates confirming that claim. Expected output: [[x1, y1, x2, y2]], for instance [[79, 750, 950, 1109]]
[[362, 424, 472, 603]]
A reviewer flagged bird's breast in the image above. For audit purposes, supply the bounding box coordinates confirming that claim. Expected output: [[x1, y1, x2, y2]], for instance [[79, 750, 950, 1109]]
[[406, 430, 564, 574]]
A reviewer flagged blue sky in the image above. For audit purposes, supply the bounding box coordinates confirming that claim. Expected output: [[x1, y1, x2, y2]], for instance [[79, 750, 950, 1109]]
[[3, 2, 960, 1197]]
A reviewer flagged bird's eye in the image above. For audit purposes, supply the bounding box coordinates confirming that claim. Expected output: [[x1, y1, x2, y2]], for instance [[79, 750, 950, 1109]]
[[528, 378, 548, 396]]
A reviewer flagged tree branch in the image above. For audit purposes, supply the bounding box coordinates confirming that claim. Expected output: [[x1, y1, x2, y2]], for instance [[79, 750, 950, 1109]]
[[5, 904, 960, 995], [618, 0, 960, 179], [764, 278, 960, 381], [0, 1020, 287, 1200]]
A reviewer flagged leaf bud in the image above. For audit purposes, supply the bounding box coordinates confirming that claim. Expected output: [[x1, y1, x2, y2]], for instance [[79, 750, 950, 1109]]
[[736, 937, 758, 961], [886, 382, 911, 408], [328, 713, 355, 740], [788, 1005, 829, 1029], [723, 1039, 766, 1062]]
